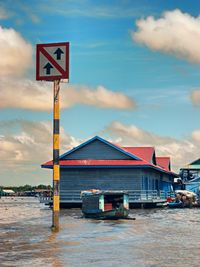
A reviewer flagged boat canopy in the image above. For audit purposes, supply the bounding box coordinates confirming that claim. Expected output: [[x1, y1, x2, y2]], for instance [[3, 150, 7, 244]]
[[81, 189, 129, 197]]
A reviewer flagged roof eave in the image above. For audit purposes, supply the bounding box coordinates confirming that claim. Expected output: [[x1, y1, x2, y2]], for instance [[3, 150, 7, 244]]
[[41, 163, 178, 176]]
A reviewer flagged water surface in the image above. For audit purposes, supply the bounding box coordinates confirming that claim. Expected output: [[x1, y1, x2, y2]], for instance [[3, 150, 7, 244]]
[[0, 197, 200, 267]]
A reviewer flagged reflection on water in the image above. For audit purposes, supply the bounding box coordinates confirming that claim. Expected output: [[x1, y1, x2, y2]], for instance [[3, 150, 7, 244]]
[[0, 197, 200, 267]]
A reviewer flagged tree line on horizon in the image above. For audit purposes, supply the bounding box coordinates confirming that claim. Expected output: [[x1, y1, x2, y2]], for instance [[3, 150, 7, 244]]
[[0, 184, 52, 192]]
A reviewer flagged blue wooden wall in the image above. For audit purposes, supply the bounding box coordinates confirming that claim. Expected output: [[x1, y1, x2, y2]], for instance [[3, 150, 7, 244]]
[[62, 139, 133, 160], [60, 168, 142, 202]]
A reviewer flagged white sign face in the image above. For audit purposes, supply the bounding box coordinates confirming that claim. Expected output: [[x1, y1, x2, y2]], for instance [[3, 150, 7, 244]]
[[36, 42, 69, 81]]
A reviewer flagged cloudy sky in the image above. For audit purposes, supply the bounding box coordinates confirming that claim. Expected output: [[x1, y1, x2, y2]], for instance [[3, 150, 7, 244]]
[[1, 0, 200, 186]]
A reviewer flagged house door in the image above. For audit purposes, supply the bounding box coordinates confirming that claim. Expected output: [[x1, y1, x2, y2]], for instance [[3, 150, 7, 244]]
[[145, 177, 149, 190], [155, 179, 159, 191]]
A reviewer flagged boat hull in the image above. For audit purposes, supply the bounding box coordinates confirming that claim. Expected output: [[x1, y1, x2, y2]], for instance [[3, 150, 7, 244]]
[[81, 190, 130, 219], [167, 202, 183, 208], [83, 207, 129, 219]]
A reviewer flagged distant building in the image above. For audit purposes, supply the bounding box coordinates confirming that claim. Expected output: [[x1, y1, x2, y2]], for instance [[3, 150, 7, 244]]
[[179, 158, 200, 182], [42, 136, 178, 207], [2, 189, 15, 196], [179, 159, 200, 195], [184, 176, 200, 195], [34, 188, 52, 197]]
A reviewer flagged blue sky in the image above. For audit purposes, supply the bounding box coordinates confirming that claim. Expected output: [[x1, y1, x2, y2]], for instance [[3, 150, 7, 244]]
[[1, 0, 200, 185]]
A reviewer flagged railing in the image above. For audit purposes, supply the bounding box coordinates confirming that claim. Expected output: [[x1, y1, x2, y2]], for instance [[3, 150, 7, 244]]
[[39, 190, 174, 204], [60, 190, 81, 202], [159, 190, 175, 199], [60, 190, 173, 203], [129, 190, 159, 201], [39, 196, 52, 204], [128, 190, 174, 202]]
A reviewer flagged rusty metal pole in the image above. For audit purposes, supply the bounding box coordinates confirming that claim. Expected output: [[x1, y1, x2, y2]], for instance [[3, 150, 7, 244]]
[[52, 79, 60, 232]]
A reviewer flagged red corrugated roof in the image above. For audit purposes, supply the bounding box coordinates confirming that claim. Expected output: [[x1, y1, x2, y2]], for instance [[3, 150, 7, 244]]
[[42, 159, 149, 167], [123, 147, 155, 163], [156, 157, 170, 171], [41, 136, 177, 176], [42, 158, 177, 176]]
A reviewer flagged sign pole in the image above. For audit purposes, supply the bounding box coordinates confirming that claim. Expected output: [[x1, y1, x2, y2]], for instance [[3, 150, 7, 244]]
[[52, 79, 60, 232], [36, 41, 69, 231]]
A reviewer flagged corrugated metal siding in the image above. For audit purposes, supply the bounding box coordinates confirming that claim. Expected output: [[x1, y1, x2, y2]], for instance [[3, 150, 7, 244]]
[[162, 173, 172, 182], [62, 139, 132, 160], [140, 169, 162, 191], [141, 171, 173, 192], [161, 181, 172, 192], [60, 168, 142, 202]]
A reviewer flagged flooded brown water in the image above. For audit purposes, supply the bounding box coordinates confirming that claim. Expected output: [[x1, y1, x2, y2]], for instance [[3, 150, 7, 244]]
[[0, 197, 200, 267]]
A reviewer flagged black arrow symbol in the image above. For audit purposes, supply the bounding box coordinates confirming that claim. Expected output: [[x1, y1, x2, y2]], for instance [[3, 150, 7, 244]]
[[54, 48, 64, 60], [43, 62, 53, 75]]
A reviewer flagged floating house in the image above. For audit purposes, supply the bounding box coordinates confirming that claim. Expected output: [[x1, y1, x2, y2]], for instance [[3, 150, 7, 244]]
[[184, 176, 200, 197], [179, 158, 200, 182], [42, 136, 178, 207], [1, 189, 15, 196]]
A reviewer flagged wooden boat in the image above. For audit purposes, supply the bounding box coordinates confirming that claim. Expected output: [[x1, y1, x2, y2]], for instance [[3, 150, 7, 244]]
[[81, 190, 129, 219], [167, 190, 197, 208], [167, 201, 183, 209]]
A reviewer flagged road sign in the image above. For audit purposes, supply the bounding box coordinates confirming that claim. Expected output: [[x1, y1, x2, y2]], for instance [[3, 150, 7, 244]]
[[36, 42, 69, 81]]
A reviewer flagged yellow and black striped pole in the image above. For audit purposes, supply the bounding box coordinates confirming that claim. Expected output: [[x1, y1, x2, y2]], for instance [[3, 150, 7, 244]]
[[52, 79, 60, 232]]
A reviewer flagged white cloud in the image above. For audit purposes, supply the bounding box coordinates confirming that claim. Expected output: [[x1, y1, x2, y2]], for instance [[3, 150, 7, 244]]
[[105, 121, 200, 172], [0, 120, 81, 186], [0, 79, 136, 111], [0, 6, 9, 19], [0, 26, 32, 76], [0, 120, 80, 165], [190, 89, 200, 107], [191, 130, 200, 143], [21, 5, 40, 24], [1, 119, 200, 185], [62, 85, 136, 110], [43, 2, 147, 19], [29, 13, 40, 23], [0, 79, 52, 111], [132, 9, 200, 63]]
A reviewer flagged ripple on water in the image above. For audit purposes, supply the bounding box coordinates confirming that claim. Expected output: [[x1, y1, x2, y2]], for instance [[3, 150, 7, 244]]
[[1, 198, 200, 267]]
